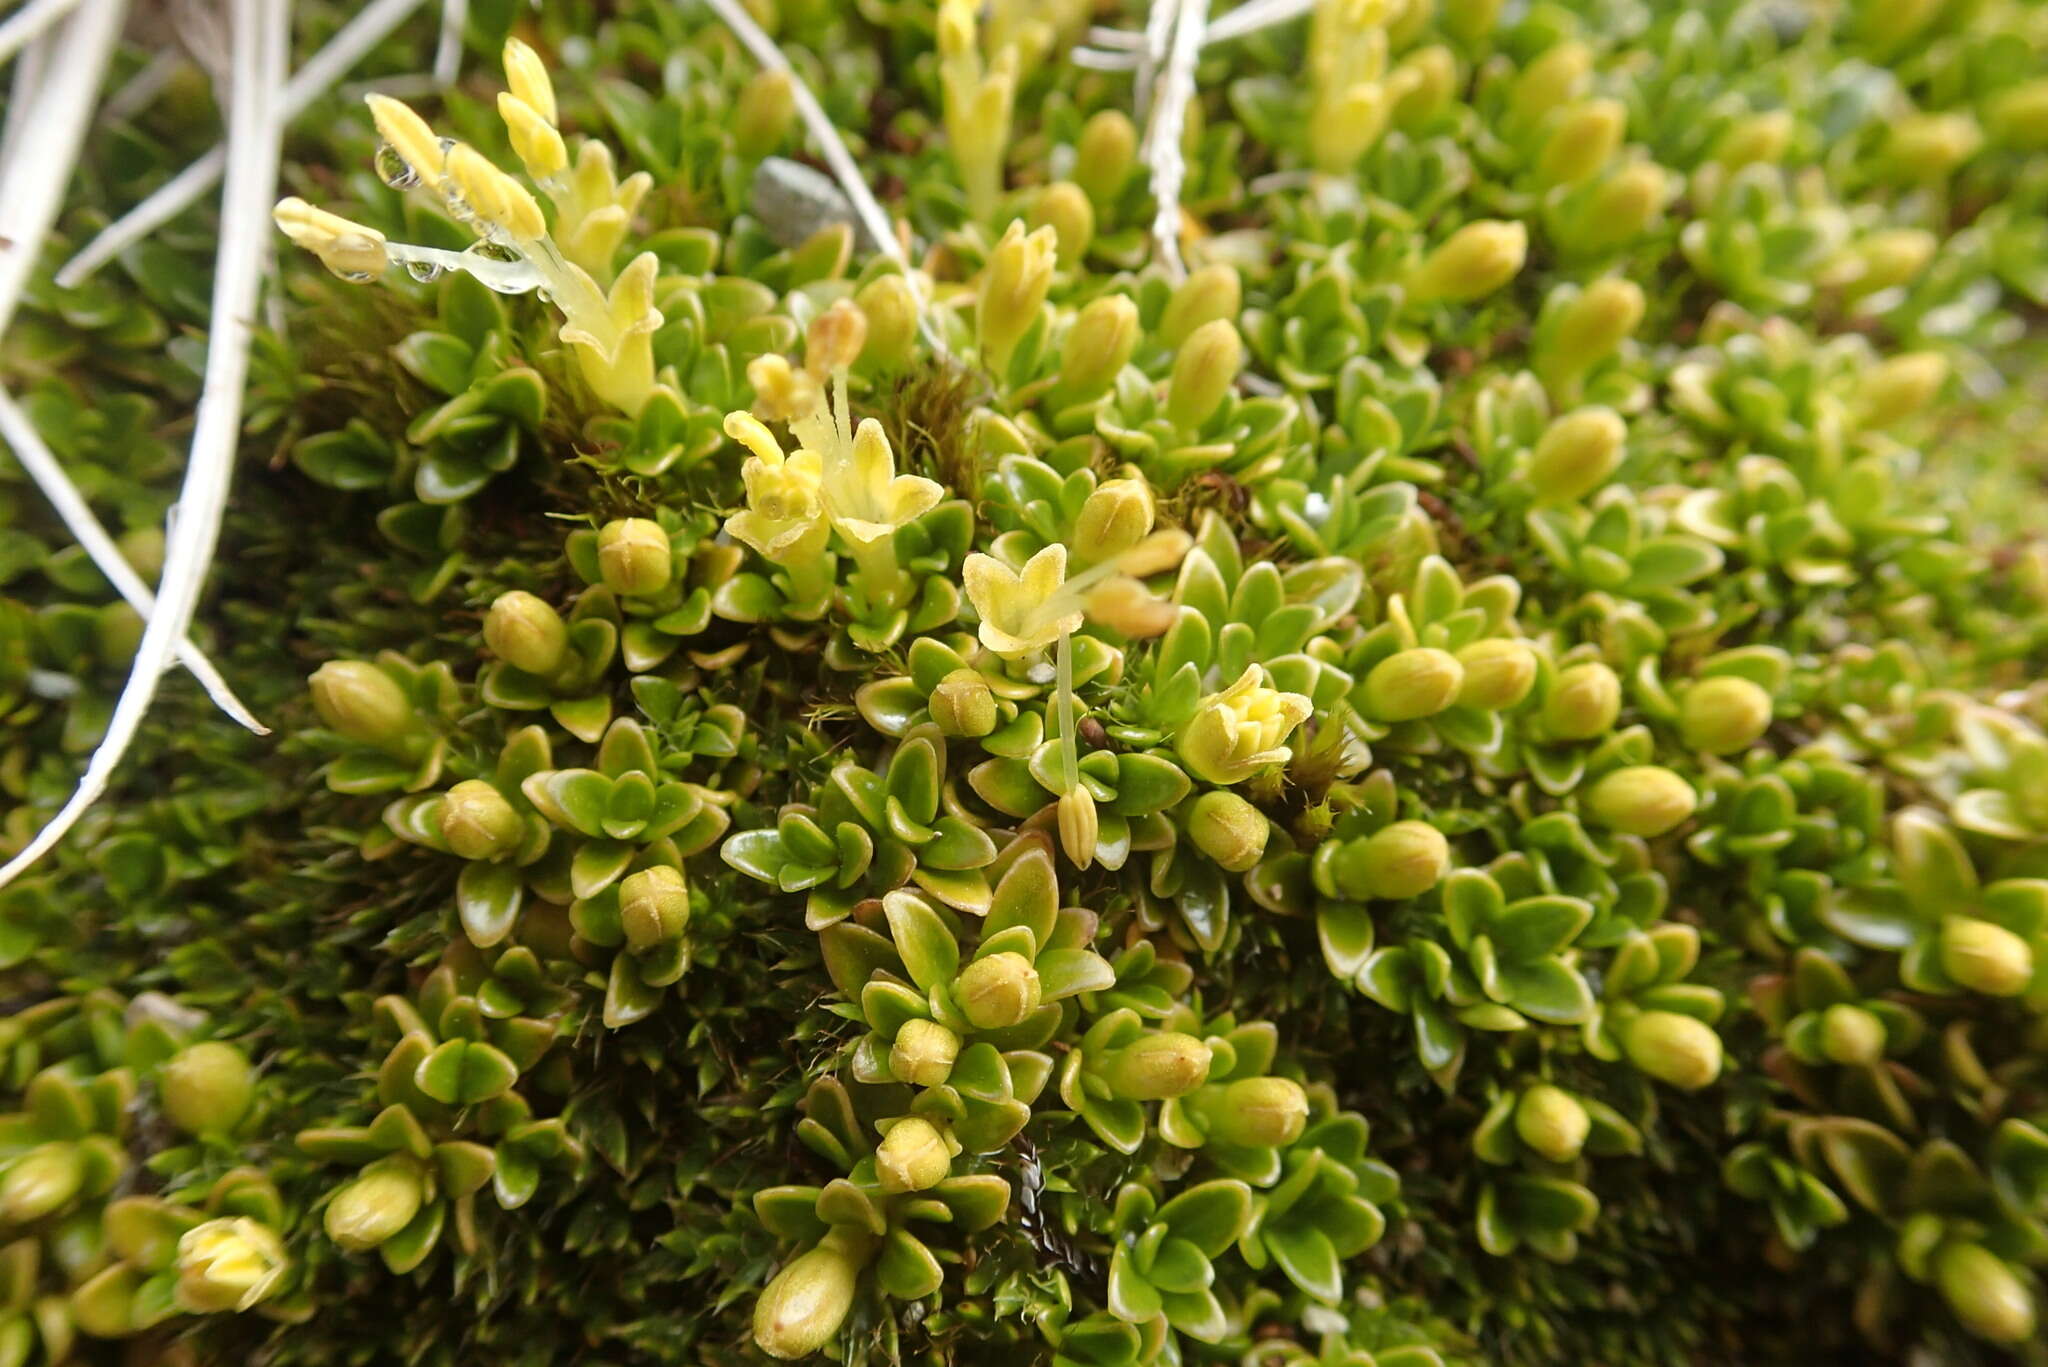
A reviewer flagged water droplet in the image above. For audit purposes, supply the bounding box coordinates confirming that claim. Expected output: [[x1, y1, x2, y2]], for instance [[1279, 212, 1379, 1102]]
[[374, 142, 420, 191], [458, 242, 541, 295], [334, 269, 378, 285], [404, 260, 445, 283]]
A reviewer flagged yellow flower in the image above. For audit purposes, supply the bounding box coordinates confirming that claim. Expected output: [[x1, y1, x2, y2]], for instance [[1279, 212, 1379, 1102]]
[[820, 421, 942, 548], [724, 413, 829, 566], [964, 545, 1084, 656], [176, 1217, 288, 1313], [559, 251, 661, 415], [1176, 666, 1314, 785]]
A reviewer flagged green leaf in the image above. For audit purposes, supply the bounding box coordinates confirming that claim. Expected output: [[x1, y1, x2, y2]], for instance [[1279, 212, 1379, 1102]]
[[456, 862, 524, 948], [414, 1040, 519, 1105], [1107, 1244, 1163, 1323], [1817, 1118, 1912, 1216], [1265, 1220, 1341, 1303], [1499, 958, 1595, 1024], [883, 892, 959, 992], [1492, 896, 1592, 962], [1156, 1179, 1252, 1258]]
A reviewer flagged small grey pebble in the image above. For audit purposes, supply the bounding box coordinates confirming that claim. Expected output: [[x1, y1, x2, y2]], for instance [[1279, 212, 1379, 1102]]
[[751, 156, 879, 253]]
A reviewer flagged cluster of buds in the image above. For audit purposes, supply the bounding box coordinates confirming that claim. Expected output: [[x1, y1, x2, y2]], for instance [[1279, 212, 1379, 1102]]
[[275, 41, 662, 414]]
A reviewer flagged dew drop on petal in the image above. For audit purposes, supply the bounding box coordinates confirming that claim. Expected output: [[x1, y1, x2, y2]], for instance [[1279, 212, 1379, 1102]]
[[374, 142, 420, 191]]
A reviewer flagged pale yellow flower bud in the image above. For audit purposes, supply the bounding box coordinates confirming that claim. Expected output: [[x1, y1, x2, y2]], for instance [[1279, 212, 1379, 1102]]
[[854, 275, 919, 373], [446, 144, 547, 243], [1058, 787, 1100, 868], [1059, 294, 1140, 402], [1570, 162, 1669, 253], [979, 222, 1059, 374], [1509, 41, 1592, 130], [499, 94, 568, 182], [0, 1143, 83, 1224], [1711, 109, 1794, 170], [1856, 352, 1947, 429], [1074, 479, 1156, 562], [889, 1019, 962, 1087], [1679, 676, 1773, 755], [1455, 639, 1538, 711], [735, 69, 797, 159], [1409, 221, 1527, 304], [1074, 110, 1138, 207], [324, 1158, 424, 1251], [1623, 1011, 1723, 1090], [1029, 182, 1094, 267], [930, 670, 999, 738], [954, 952, 1043, 1030], [1543, 661, 1621, 740], [485, 591, 568, 676], [273, 198, 391, 281], [1585, 766, 1697, 837], [597, 518, 674, 596], [1847, 229, 1936, 297], [1363, 647, 1465, 722], [502, 38, 558, 126], [1887, 112, 1982, 181], [1199, 1076, 1308, 1148], [310, 661, 414, 746], [1526, 407, 1627, 504], [1989, 78, 2048, 150], [1537, 98, 1627, 187], [876, 1117, 954, 1194], [1539, 278, 1644, 395], [754, 1235, 864, 1360], [161, 1041, 256, 1136], [1818, 1003, 1886, 1067], [1158, 264, 1243, 351], [1940, 916, 2034, 998], [365, 94, 448, 190], [439, 780, 523, 861], [1353, 820, 1450, 900], [1166, 319, 1244, 429], [1101, 1032, 1211, 1100], [1514, 1084, 1590, 1163], [620, 866, 690, 951], [1187, 790, 1270, 872], [1393, 46, 1458, 129]]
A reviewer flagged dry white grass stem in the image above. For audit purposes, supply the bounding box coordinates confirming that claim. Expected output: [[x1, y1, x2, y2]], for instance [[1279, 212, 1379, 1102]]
[[1, 0, 291, 888], [55, 0, 429, 287], [0, 389, 265, 731]]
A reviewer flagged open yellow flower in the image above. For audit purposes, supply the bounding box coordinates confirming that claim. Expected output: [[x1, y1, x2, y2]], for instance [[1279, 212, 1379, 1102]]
[[723, 413, 829, 566], [817, 416, 942, 549], [964, 545, 1084, 656], [1176, 666, 1315, 785], [176, 1217, 289, 1313]]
